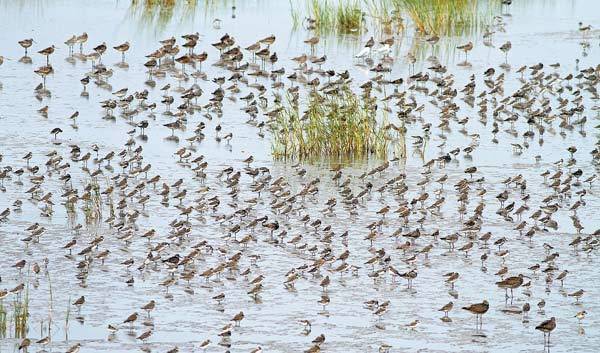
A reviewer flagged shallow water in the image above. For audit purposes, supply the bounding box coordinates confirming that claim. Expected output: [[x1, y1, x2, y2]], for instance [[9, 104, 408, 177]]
[[0, 0, 599, 352]]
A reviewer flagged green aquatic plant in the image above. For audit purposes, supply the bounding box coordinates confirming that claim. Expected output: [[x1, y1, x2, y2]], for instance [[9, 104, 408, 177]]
[[270, 84, 391, 161], [0, 282, 30, 338], [363, 0, 405, 35], [0, 301, 6, 338], [291, 0, 496, 37], [82, 179, 103, 225], [13, 292, 29, 338], [292, 0, 365, 34], [390, 0, 500, 36]]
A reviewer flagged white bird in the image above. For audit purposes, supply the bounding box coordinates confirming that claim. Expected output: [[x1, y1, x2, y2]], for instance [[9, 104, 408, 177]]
[[376, 44, 392, 58], [355, 47, 371, 59]]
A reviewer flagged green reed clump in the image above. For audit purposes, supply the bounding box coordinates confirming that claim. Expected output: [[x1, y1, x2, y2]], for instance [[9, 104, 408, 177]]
[[390, 0, 499, 36], [13, 293, 29, 338], [0, 301, 6, 337], [293, 0, 364, 34], [271, 84, 390, 160], [83, 179, 103, 224], [0, 287, 30, 338], [363, 0, 405, 34]]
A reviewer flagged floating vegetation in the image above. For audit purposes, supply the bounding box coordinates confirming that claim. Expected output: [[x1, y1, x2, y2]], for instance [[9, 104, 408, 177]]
[[291, 0, 365, 34], [389, 0, 500, 36], [270, 84, 391, 161]]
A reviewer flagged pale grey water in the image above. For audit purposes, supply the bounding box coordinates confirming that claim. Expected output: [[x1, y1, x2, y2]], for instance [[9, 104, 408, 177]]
[[0, 1, 599, 352]]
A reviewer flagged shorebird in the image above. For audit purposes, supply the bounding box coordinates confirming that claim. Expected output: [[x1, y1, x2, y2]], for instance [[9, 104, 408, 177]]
[[426, 34, 439, 49], [141, 300, 156, 317], [123, 312, 138, 328], [405, 320, 420, 329], [175, 54, 193, 73], [496, 274, 525, 299], [137, 329, 153, 343], [312, 333, 325, 346], [304, 36, 319, 55], [50, 127, 63, 140], [578, 22, 592, 37], [522, 302, 530, 321], [259, 34, 276, 49], [499, 41, 511, 63], [93, 42, 107, 63], [36, 336, 50, 347], [66, 343, 81, 353], [198, 339, 211, 351], [536, 317, 556, 346], [64, 35, 77, 55], [76, 32, 88, 52], [574, 310, 586, 323], [456, 41, 473, 62], [73, 295, 85, 311], [38, 45, 56, 64], [114, 41, 130, 62], [18, 338, 30, 351], [462, 300, 489, 328], [18, 38, 34, 56], [34, 64, 54, 88], [439, 301, 453, 318], [299, 319, 312, 333], [568, 289, 584, 303], [231, 311, 244, 326]]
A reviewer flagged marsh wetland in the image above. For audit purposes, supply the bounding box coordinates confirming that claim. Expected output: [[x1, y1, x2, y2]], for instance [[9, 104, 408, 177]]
[[0, 0, 599, 352]]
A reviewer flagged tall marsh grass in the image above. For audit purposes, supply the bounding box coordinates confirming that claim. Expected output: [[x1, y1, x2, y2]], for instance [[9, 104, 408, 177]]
[[291, 0, 498, 36], [390, 0, 500, 36], [0, 285, 30, 338], [270, 84, 390, 160], [291, 0, 364, 34]]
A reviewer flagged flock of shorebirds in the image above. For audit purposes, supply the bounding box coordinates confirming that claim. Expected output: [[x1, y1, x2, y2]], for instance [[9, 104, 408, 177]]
[[0, 5, 599, 353]]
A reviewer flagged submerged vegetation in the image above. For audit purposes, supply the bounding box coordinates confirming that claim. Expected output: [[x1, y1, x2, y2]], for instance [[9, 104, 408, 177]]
[[270, 84, 391, 160]]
